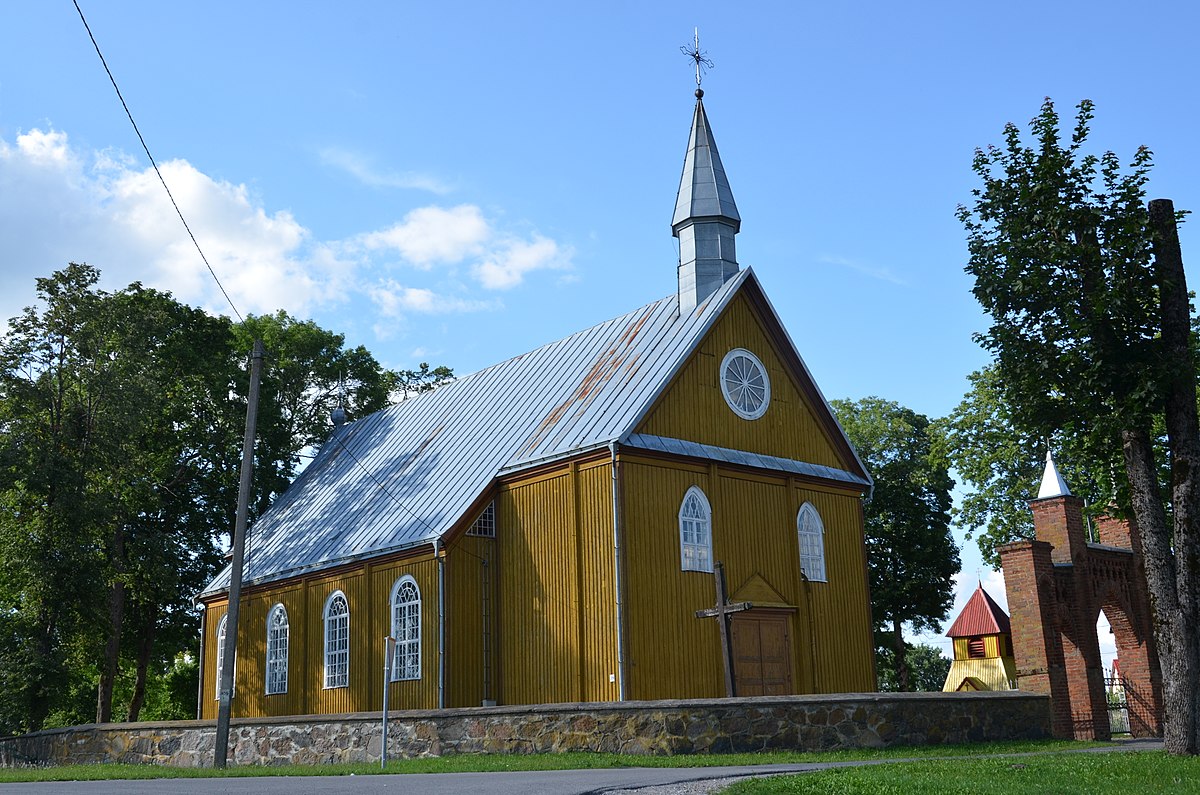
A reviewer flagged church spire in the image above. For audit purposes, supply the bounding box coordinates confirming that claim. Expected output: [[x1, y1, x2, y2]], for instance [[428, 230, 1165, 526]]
[[1037, 449, 1071, 499], [673, 34, 741, 314]]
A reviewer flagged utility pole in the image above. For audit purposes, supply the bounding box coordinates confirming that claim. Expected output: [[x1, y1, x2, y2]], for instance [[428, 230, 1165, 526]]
[[214, 339, 264, 768]]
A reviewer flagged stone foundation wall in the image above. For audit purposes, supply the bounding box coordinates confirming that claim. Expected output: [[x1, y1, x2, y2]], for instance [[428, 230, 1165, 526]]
[[0, 691, 1050, 768]]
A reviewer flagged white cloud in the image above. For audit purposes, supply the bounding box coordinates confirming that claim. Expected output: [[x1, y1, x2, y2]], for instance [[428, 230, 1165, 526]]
[[101, 157, 334, 316], [361, 205, 491, 268], [820, 255, 907, 286], [0, 128, 571, 338], [319, 147, 451, 194], [368, 279, 493, 316], [474, 235, 572, 290], [6, 129, 75, 168]]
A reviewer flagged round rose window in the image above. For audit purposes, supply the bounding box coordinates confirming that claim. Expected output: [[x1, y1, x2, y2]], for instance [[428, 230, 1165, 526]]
[[720, 348, 770, 420]]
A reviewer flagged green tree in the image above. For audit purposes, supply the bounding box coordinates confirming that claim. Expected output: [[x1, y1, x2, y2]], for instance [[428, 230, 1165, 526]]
[[394, 362, 455, 401], [0, 264, 121, 730], [877, 643, 952, 693], [935, 366, 1120, 568], [0, 267, 452, 733], [960, 98, 1199, 753], [831, 397, 959, 692], [0, 265, 239, 728]]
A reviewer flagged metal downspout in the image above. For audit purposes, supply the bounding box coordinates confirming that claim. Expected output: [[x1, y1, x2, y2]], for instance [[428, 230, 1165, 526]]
[[610, 441, 627, 700], [436, 539, 446, 709]]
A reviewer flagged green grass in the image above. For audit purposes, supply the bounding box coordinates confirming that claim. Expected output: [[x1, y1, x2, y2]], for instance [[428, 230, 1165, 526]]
[[0, 740, 1097, 783], [721, 751, 1200, 794]]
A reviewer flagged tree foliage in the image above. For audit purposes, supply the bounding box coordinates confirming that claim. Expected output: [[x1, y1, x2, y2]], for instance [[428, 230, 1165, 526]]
[[0, 265, 444, 733], [393, 362, 455, 401], [959, 98, 1199, 753], [832, 397, 959, 692], [876, 643, 951, 693], [935, 366, 1121, 568]]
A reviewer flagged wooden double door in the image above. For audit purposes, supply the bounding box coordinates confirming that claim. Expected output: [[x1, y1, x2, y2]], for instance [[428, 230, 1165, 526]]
[[731, 609, 795, 695]]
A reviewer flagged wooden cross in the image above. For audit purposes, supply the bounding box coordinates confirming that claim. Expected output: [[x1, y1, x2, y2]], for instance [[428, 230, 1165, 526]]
[[695, 561, 752, 697]]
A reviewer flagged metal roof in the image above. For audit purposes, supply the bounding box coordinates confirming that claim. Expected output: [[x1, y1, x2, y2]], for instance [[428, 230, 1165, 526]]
[[671, 95, 740, 233], [201, 268, 871, 598], [204, 272, 743, 596], [945, 583, 1012, 638], [623, 433, 870, 489]]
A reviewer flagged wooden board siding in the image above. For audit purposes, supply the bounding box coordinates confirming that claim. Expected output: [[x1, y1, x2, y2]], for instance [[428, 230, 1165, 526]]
[[635, 294, 846, 471], [619, 456, 874, 700], [576, 462, 620, 702], [199, 602, 226, 720], [495, 459, 619, 706], [198, 551, 439, 718], [953, 634, 1007, 661], [445, 533, 498, 707]]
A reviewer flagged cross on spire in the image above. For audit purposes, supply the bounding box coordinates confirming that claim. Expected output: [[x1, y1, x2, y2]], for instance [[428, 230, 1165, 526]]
[[695, 561, 752, 697], [681, 28, 713, 89]]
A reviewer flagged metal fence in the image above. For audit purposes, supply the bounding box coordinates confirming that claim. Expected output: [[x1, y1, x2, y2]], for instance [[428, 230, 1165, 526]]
[[1105, 676, 1129, 734]]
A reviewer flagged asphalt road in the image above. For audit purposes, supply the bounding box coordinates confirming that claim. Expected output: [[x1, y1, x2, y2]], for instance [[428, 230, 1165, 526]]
[[0, 764, 817, 795]]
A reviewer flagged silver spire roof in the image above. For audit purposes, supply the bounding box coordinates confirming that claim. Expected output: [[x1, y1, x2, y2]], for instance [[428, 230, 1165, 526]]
[[672, 92, 741, 231], [672, 91, 742, 315], [1037, 449, 1071, 499]]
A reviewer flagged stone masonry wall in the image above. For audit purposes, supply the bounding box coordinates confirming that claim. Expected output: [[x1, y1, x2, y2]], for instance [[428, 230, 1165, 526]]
[[0, 692, 1050, 768]]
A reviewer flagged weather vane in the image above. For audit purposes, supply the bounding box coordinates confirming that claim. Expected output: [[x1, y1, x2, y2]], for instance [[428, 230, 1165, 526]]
[[681, 28, 713, 89]]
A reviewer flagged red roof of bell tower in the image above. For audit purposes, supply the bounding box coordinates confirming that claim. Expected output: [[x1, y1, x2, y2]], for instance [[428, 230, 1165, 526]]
[[945, 583, 1012, 637]]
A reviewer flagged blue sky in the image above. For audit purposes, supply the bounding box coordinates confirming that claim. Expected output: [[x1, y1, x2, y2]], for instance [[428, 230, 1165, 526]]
[[3, 1, 1197, 661]]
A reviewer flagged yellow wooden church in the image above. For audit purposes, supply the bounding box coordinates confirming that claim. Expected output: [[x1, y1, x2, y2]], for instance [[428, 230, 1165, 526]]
[[197, 87, 877, 718]]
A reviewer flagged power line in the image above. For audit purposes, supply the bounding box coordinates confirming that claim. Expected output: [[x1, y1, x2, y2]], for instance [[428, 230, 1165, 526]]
[[72, 0, 244, 323]]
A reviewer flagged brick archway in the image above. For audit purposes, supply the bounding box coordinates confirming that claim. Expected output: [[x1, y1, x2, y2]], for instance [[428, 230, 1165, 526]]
[[999, 493, 1163, 739]]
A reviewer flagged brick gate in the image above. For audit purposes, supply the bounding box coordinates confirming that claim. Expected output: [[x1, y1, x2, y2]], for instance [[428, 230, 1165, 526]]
[[999, 456, 1163, 740]]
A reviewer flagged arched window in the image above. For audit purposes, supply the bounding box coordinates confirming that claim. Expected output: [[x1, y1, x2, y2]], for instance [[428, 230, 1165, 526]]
[[390, 576, 421, 681], [679, 486, 713, 572], [797, 502, 827, 582], [265, 604, 289, 695], [214, 614, 228, 700], [323, 591, 350, 689]]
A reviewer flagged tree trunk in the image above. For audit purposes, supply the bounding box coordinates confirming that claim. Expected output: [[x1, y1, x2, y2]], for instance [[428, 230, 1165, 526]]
[[126, 614, 157, 722], [96, 528, 125, 724], [27, 612, 57, 732], [892, 619, 910, 692], [1149, 199, 1200, 753], [1122, 427, 1191, 753]]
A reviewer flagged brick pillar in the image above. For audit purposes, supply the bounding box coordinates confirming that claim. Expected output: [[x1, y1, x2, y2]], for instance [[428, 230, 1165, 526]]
[[1094, 513, 1133, 551], [1031, 494, 1089, 565], [1058, 587, 1111, 741], [1000, 539, 1072, 737], [1105, 604, 1163, 737]]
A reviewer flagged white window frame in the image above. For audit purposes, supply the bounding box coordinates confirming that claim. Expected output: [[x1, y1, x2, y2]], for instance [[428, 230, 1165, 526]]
[[467, 501, 496, 537], [389, 576, 422, 681], [679, 485, 714, 573], [214, 614, 228, 700], [265, 603, 289, 695], [719, 348, 771, 420], [323, 591, 350, 689], [797, 502, 827, 582]]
